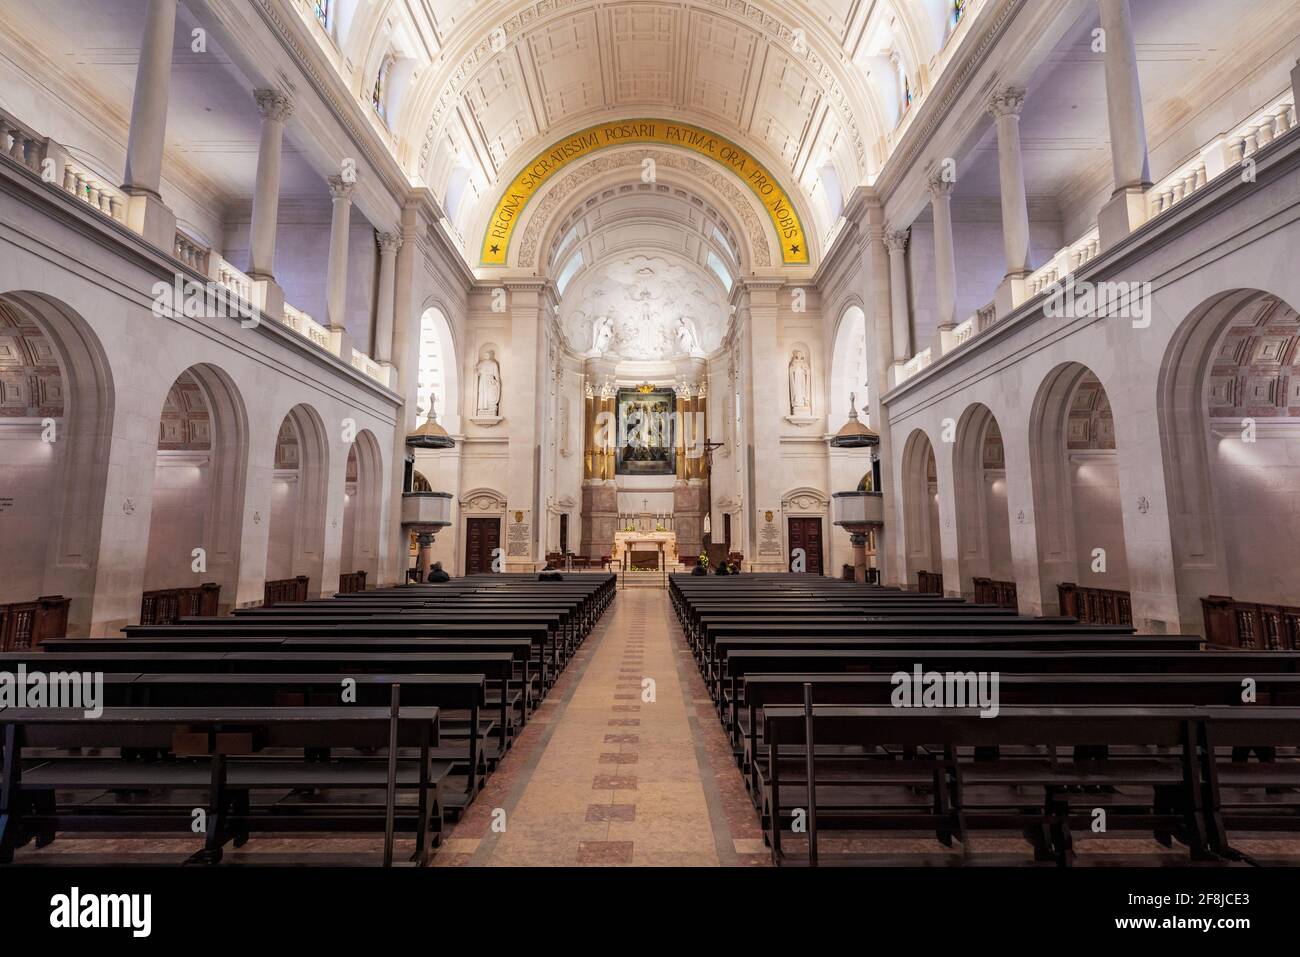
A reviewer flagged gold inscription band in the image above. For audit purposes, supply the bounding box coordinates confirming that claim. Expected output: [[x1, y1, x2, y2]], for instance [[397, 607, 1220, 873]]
[[480, 119, 809, 266]]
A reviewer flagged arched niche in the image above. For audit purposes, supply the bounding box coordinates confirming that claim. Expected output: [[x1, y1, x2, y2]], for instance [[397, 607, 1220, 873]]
[[900, 428, 941, 586], [1158, 289, 1300, 623], [142, 363, 249, 614], [340, 428, 383, 585], [417, 304, 461, 431], [1029, 362, 1129, 613], [0, 291, 114, 633], [264, 403, 330, 597], [952, 403, 1013, 597]]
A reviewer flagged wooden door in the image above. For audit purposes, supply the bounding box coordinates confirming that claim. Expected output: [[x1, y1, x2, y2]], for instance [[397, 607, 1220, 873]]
[[787, 517, 824, 575], [465, 517, 501, 575]]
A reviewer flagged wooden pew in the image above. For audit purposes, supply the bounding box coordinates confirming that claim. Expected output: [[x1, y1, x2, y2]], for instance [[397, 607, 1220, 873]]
[[760, 704, 1300, 866], [0, 706, 444, 865], [736, 672, 1300, 786]]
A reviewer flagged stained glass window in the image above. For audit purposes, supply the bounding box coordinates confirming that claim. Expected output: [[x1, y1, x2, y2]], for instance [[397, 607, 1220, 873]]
[[372, 56, 393, 120], [313, 0, 330, 30], [953, 0, 967, 27]]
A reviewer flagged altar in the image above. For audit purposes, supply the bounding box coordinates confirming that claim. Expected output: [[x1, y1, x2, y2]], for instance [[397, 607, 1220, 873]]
[[611, 514, 679, 570], [612, 530, 678, 570]]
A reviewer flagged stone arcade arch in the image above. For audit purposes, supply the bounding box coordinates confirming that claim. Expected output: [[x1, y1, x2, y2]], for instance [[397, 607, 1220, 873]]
[[1028, 363, 1130, 616], [1158, 289, 1300, 628], [339, 428, 384, 587], [826, 305, 875, 574], [900, 429, 941, 587], [141, 363, 249, 615], [0, 292, 113, 634], [953, 403, 1013, 600], [264, 403, 331, 598]]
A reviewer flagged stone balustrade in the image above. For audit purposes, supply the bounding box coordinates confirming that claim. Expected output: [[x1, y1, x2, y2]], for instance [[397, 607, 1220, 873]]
[[896, 347, 932, 384], [2, 104, 393, 390], [950, 316, 976, 348], [173, 229, 211, 273], [58, 154, 129, 223], [892, 90, 1300, 392], [1147, 90, 1297, 220], [1, 108, 129, 224], [211, 253, 254, 304], [1026, 226, 1101, 300], [351, 348, 391, 387], [283, 302, 333, 351]]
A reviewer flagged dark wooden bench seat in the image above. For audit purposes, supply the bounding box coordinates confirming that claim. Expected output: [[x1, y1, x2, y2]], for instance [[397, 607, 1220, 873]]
[[733, 672, 1300, 779], [705, 634, 1203, 696], [757, 704, 1300, 866], [1, 706, 445, 866]]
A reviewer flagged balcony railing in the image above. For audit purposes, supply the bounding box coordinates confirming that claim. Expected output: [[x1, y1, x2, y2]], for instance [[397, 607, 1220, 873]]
[[1, 106, 392, 390], [1148, 92, 1296, 220], [892, 87, 1299, 387]]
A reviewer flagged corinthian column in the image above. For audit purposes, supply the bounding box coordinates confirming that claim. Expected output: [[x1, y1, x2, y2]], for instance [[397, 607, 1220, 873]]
[[373, 232, 402, 365], [325, 174, 355, 358], [248, 89, 293, 320], [988, 87, 1030, 316], [928, 175, 958, 337], [883, 228, 912, 366]]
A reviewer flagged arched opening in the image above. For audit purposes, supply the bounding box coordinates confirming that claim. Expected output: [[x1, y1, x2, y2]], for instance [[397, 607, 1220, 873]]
[[1029, 363, 1130, 617], [339, 429, 383, 588], [141, 364, 249, 617], [827, 305, 868, 431], [416, 305, 459, 429], [263, 404, 330, 599], [901, 429, 941, 587], [1159, 289, 1300, 636], [953, 404, 1014, 602], [0, 292, 113, 635]]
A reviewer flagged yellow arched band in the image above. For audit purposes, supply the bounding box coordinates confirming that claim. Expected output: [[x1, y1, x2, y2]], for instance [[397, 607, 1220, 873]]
[[479, 119, 809, 266]]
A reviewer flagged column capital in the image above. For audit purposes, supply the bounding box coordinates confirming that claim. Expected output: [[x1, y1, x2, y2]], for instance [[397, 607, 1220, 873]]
[[377, 231, 403, 255], [987, 87, 1026, 119], [328, 174, 355, 200], [927, 174, 956, 200], [883, 227, 910, 253], [254, 88, 294, 122]]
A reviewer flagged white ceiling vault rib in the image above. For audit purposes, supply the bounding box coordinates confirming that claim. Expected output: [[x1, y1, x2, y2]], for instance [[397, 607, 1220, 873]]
[[403, 0, 901, 244]]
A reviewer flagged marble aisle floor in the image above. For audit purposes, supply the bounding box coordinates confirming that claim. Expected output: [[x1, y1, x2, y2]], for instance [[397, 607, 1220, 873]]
[[435, 588, 770, 866]]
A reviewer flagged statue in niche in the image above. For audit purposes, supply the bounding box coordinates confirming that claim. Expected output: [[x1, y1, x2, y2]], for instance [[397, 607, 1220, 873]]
[[789, 349, 812, 414], [675, 316, 700, 356], [475, 349, 501, 417], [591, 315, 614, 354]]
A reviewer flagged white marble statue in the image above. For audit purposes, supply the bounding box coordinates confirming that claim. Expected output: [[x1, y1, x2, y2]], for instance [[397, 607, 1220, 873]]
[[591, 315, 614, 354], [475, 349, 501, 416], [789, 349, 812, 414], [675, 316, 700, 356]]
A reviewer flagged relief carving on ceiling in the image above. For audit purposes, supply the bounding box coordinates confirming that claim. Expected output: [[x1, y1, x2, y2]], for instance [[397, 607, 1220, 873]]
[[518, 150, 771, 268], [560, 254, 727, 361], [418, 0, 867, 182]]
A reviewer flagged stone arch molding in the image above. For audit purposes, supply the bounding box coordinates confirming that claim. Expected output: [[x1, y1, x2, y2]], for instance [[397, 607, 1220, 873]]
[[459, 487, 507, 513], [413, 1, 871, 185], [782, 486, 830, 513], [518, 149, 774, 270]]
